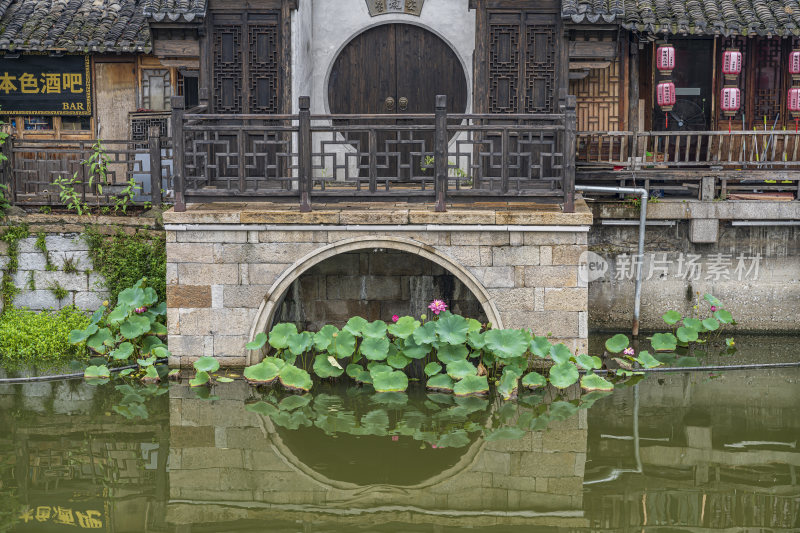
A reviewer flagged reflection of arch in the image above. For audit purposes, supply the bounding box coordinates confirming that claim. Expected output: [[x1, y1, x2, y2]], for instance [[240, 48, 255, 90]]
[[254, 406, 489, 493], [247, 236, 502, 365]]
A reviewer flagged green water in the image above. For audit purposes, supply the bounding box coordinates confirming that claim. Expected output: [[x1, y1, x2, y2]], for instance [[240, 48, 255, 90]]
[[0, 335, 798, 532]]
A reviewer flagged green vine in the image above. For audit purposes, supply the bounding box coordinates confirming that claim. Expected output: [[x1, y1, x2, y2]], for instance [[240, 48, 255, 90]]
[[34, 232, 57, 271], [84, 226, 166, 305], [1, 224, 30, 313]]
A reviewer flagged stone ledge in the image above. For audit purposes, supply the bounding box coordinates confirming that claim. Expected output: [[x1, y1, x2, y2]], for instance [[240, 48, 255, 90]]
[[6, 213, 159, 228]]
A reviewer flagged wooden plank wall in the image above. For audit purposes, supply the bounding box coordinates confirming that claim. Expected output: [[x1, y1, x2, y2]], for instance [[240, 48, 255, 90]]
[[570, 32, 623, 131]]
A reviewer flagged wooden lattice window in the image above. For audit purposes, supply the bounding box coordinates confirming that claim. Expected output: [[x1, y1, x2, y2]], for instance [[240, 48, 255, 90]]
[[210, 11, 281, 114], [487, 11, 559, 114]]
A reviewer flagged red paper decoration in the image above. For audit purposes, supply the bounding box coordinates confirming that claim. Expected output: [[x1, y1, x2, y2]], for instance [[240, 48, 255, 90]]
[[657, 82, 676, 111], [722, 50, 742, 79], [790, 50, 800, 79], [656, 45, 675, 76], [721, 87, 741, 117], [788, 87, 800, 118]]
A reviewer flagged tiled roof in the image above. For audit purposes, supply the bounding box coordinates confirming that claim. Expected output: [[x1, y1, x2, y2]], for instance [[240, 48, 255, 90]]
[[0, 0, 150, 53], [562, 0, 800, 36], [143, 0, 207, 22]]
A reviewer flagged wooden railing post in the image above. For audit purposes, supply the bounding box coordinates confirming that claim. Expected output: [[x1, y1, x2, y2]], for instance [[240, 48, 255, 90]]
[[1, 135, 12, 204], [148, 125, 163, 207], [563, 95, 577, 213], [298, 96, 312, 212], [170, 96, 186, 212], [434, 94, 448, 212]]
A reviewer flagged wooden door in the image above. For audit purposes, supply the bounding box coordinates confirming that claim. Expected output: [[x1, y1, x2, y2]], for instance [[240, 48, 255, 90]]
[[328, 24, 467, 180]]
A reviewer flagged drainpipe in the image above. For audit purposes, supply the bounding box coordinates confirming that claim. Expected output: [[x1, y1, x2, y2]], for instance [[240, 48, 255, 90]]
[[575, 185, 648, 337]]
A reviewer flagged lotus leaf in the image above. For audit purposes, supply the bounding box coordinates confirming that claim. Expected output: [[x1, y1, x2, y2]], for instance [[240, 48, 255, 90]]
[[346, 363, 364, 379], [288, 331, 314, 356], [86, 328, 114, 354], [435, 429, 470, 448], [245, 401, 278, 416], [353, 368, 373, 384], [387, 352, 411, 369], [436, 344, 469, 364], [269, 323, 298, 350], [467, 331, 486, 350], [152, 345, 171, 359], [119, 368, 135, 377], [702, 317, 720, 331], [388, 316, 419, 339], [412, 321, 438, 345], [435, 314, 469, 345], [662, 310, 682, 325], [549, 343, 572, 364], [278, 365, 313, 392], [714, 309, 733, 324], [84, 365, 110, 379], [361, 336, 390, 361], [313, 325, 339, 351], [137, 355, 156, 367], [279, 395, 311, 411], [329, 329, 356, 359], [548, 362, 579, 389], [90, 308, 104, 325], [522, 371, 547, 389], [344, 316, 369, 336], [144, 366, 160, 380], [368, 363, 393, 376], [313, 354, 345, 378], [580, 372, 614, 391], [193, 356, 220, 373], [424, 362, 442, 376], [683, 317, 705, 332], [676, 326, 699, 342], [651, 332, 677, 351], [485, 427, 525, 441], [216, 376, 234, 383], [703, 293, 721, 307], [446, 359, 477, 380], [634, 350, 662, 369], [372, 370, 409, 392], [399, 336, 430, 359], [453, 375, 489, 396], [362, 320, 388, 339], [141, 336, 164, 356], [675, 356, 701, 367], [150, 302, 167, 316], [605, 333, 629, 354], [69, 324, 98, 344], [120, 315, 152, 340], [575, 353, 602, 370], [110, 342, 134, 361], [497, 369, 520, 400], [189, 370, 210, 387], [530, 336, 552, 358], [246, 332, 268, 351], [106, 304, 131, 325], [549, 400, 579, 420], [485, 329, 529, 359]]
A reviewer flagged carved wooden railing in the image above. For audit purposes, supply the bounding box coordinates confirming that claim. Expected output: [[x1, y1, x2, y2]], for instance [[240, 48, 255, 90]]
[[576, 130, 800, 198], [170, 95, 577, 212], [4, 135, 173, 207]]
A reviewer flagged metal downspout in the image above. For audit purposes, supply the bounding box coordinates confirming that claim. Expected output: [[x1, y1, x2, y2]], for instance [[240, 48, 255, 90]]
[[575, 185, 649, 337]]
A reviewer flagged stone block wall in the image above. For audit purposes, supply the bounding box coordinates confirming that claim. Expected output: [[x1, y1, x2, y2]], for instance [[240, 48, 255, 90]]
[[0, 214, 160, 314], [164, 204, 592, 367]]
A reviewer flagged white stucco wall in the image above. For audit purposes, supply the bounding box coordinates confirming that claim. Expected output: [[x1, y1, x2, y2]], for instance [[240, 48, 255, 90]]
[[292, 0, 476, 114]]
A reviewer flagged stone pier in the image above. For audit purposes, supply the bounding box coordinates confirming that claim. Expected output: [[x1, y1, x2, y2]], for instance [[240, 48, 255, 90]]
[[164, 202, 592, 367]]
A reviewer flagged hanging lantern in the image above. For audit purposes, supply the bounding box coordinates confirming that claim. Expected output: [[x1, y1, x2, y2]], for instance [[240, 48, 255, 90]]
[[657, 82, 676, 111], [790, 50, 800, 80], [722, 49, 742, 80], [788, 88, 800, 118], [721, 88, 741, 117], [656, 44, 676, 76]]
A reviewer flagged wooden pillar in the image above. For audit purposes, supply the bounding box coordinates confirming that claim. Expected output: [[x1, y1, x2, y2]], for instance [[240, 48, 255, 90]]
[[170, 96, 186, 212], [434, 95, 448, 212], [563, 95, 577, 213], [629, 36, 640, 163], [148, 125, 163, 207], [298, 96, 312, 212]]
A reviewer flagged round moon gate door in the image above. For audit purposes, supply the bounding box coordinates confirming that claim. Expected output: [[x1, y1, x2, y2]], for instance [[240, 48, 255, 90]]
[[328, 24, 468, 181]]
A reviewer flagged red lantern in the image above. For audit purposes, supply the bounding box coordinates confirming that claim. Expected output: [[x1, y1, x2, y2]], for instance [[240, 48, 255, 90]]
[[656, 45, 675, 75], [790, 50, 800, 80], [721, 88, 740, 116], [657, 82, 676, 111], [789, 88, 800, 117], [722, 50, 742, 79]]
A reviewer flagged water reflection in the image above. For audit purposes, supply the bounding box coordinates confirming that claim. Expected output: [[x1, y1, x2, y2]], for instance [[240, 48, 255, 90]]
[[0, 355, 798, 531]]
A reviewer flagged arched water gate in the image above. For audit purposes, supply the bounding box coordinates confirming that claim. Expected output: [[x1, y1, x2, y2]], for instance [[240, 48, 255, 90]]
[[164, 205, 591, 367]]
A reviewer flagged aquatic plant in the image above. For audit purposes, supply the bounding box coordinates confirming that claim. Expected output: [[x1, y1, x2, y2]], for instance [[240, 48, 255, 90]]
[[68, 277, 171, 380]]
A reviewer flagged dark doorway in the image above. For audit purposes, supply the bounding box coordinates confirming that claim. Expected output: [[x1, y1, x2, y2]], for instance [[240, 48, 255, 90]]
[[653, 39, 714, 131], [327, 24, 468, 181]]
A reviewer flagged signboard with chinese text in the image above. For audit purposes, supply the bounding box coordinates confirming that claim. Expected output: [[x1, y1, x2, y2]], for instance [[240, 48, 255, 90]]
[[366, 0, 424, 16], [0, 54, 92, 116]]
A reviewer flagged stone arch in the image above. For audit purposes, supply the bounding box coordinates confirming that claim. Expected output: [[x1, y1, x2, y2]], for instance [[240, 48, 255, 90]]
[[247, 235, 502, 365]]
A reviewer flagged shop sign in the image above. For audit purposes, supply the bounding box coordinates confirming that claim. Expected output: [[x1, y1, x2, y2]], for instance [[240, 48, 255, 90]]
[[0, 54, 92, 116], [366, 0, 425, 16]]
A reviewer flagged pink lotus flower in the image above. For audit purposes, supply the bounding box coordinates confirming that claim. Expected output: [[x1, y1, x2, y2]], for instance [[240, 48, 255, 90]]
[[711, 305, 718, 312], [392, 315, 399, 323], [431, 444, 439, 449], [135, 307, 147, 314], [623, 347, 635, 356], [391, 436, 399, 441], [428, 300, 448, 315]]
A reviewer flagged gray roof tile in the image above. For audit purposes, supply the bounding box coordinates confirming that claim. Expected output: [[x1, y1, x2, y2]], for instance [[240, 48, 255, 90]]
[[0, 0, 151, 53], [562, 0, 800, 36], [143, 0, 206, 22]]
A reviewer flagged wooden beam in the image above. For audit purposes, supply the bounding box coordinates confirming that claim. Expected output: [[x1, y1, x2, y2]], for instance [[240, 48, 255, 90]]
[[569, 41, 617, 59]]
